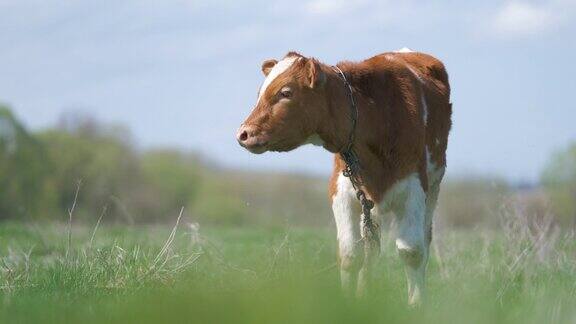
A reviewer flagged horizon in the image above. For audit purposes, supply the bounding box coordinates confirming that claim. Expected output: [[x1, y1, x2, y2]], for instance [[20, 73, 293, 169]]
[[1, 105, 547, 187]]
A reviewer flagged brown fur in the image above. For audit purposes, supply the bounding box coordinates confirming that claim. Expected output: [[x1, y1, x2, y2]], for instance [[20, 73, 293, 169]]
[[327, 52, 452, 202], [240, 51, 451, 203]]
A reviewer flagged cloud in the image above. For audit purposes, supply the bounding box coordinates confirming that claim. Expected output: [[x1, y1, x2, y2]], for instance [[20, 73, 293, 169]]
[[304, 0, 367, 16], [490, 1, 560, 37]]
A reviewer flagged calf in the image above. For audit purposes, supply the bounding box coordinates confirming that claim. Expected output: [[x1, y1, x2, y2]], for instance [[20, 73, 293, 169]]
[[237, 49, 452, 304]]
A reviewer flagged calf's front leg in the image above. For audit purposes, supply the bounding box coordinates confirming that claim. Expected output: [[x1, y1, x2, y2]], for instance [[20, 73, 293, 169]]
[[356, 212, 380, 297], [331, 174, 362, 294]]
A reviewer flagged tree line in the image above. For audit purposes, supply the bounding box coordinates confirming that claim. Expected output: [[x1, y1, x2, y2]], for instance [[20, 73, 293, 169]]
[[0, 105, 332, 226], [1, 104, 575, 227]]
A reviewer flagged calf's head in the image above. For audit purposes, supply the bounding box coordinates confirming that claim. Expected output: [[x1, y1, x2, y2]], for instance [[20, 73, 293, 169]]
[[237, 52, 328, 154]]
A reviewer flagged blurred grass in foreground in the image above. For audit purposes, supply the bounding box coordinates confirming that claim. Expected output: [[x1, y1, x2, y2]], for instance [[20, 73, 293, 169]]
[[1, 220, 575, 324]]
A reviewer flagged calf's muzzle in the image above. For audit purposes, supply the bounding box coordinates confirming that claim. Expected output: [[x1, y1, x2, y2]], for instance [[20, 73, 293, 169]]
[[236, 124, 269, 154]]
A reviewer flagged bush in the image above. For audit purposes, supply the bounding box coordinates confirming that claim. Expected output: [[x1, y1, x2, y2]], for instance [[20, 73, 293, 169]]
[[0, 106, 57, 219], [38, 114, 140, 222]]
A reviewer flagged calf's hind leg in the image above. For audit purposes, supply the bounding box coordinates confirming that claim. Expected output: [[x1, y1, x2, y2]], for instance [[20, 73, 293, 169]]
[[394, 174, 428, 305]]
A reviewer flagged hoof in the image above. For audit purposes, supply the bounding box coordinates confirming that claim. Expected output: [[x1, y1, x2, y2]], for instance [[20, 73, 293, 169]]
[[408, 295, 422, 308]]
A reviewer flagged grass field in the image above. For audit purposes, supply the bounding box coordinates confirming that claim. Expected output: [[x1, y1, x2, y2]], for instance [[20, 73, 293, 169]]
[[1, 215, 575, 324]]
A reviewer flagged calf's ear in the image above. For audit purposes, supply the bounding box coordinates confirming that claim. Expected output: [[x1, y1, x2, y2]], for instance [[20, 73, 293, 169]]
[[261, 59, 278, 76], [306, 58, 325, 88]]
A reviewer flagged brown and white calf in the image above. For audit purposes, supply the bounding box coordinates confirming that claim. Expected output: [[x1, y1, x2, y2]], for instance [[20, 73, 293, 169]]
[[237, 49, 452, 304]]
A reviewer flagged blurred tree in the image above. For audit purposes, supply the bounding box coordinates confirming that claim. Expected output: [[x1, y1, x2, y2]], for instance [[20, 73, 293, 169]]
[[541, 143, 576, 225], [37, 112, 140, 221], [0, 105, 57, 219], [8, 107, 529, 229], [135, 149, 201, 221], [0, 107, 334, 225]]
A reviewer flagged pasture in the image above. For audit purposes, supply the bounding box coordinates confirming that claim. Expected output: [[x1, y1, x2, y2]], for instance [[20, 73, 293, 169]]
[[2, 1, 576, 323], [1, 214, 575, 323]]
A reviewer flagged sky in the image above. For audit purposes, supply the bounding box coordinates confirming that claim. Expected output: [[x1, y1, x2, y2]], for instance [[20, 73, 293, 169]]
[[0, 0, 575, 183]]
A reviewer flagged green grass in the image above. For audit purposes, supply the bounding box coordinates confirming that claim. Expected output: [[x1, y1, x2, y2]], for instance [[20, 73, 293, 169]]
[[1, 220, 575, 323]]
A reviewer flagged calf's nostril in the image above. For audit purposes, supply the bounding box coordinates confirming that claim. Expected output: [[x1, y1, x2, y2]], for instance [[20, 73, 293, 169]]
[[239, 130, 248, 142]]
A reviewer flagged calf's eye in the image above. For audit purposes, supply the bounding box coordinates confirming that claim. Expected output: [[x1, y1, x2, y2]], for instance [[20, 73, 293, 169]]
[[280, 88, 292, 98]]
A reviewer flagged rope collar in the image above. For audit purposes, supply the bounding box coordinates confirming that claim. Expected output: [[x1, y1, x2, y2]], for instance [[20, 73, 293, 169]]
[[332, 65, 357, 154], [331, 65, 378, 243]]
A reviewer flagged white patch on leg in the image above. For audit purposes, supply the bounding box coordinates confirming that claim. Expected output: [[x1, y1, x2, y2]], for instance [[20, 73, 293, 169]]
[[377, 173, 426, 250], [394, 174, 427, 252], [378, 173, 420, 213], [257, 56, 299, 104], [381, 173, 427, 305], [332, 174, 358, 260], [332, 174, 361, 292]]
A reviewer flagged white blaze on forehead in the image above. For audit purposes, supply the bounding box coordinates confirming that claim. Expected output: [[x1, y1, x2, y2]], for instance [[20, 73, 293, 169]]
[[257, 56, 299, 103]]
